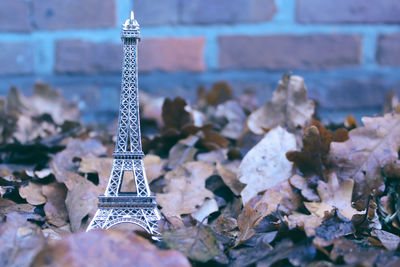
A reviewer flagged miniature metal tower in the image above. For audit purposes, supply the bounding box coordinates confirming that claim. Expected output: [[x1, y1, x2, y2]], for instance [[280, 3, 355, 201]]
[[87, 11, 160, 237]]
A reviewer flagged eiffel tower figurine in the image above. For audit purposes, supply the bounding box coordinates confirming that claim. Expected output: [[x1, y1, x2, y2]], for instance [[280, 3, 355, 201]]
[[87, 11, 160, 238]]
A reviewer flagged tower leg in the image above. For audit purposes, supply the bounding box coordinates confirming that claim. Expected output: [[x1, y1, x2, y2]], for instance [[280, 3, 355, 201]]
[[88, 207, 160, 238], [86, 209, 111, 231]]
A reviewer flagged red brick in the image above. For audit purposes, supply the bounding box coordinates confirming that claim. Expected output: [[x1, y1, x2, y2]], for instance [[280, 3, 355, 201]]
[[0, 0, 31, 32], [377, 33, 400, 66], [0, 43, 34, 75], [296, 0, 400, 24], [181, 0, 276, 24], [133, 0, 179, 26], [219, 34, 362, 70], [55, 40, 122, 74], [32, 0, 116, 30], [138, 38, 206, 72]]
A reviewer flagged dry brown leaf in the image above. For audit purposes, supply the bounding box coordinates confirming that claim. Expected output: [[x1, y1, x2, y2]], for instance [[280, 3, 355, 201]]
[[215, 100, 246, 139], [167, 135, 199, 170], [197, 149, 227, 164], [157, 161, 214, 217], [256, 179, 301, 216], [203, 81, 233, 106], [50, 138, 106, 189], [313, 212, 354, 247], [372, 230, 400, 251], [193, 198, 219, 222], [216, 161, 245, 196], [304, 173, 361, 220], [0, 212, 46, 267], [65, 177, 104, 232], [5, 83, 79, 143], [42, 182, 68, 227], [33, 230, 190, 267], [289, 174, 320, 202], [79, 155, 165, 185], [78, 157, 113, 186], [285, 212, 322, 237], [382, 92, 400, 115], [19, 182, 46, 205], [0, 198, 38, 222], [236, 202, 268, 245], [344, 115, 358, 129], [42, 224, 71, 241], [163, 226, 222, 263], [29, 82, 80, 124], [330, 112, 400, 204], [45, 226, 69, 242], [239, 126, 297, 204], [247, 74, 314, 135], [383, 161, 400, 180], [198, 126, 230, 150], [286, 122, 348, 178], [140, 91, 165, 128], [162, 97, 192, 135], [143, 154, 166, 183], [63, 146, 109, 232]]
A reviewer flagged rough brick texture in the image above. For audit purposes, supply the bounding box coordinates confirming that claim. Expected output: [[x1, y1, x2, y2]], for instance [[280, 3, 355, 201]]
[[181, 0, 276, 24], [133, 0, 179, 26], [0, 43, 34, 75], [0, 0, 31, 32], [297, 0, 400, 24], [55, 40, 122, 74], [32, 0, 116, 30], [55, 38, 205, 74], [377, 34, 400, 66], [138, 38, 206, 72], [219, 34, 362, 70]]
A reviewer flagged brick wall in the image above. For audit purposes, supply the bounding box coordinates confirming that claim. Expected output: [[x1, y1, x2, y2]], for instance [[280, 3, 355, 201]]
[[0, 0, 399, 122]]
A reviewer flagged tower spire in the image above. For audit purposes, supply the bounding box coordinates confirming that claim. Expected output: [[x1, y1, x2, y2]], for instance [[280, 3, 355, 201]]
[[86, 11, 160, 239]]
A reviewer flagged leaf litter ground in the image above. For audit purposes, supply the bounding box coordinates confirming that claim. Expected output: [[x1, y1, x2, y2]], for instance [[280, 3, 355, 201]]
[[1, 76, 400, 266]]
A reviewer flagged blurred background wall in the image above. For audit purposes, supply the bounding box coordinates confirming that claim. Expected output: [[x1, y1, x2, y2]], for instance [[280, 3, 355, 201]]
[[0, 0, 399, 122]]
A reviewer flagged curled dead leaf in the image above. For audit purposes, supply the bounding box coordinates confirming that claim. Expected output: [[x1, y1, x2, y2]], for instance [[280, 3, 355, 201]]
[[247, 74, 314, 135], [19, 182, 46, 205], [239, 126, 296, 204]]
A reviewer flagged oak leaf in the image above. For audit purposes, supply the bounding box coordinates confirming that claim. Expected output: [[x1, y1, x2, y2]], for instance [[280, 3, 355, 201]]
[[42, 182, 68, 227], [304, 173, 361, 220], [238, 126, 297, 204], [329, 112, 400, 204], [157, 161, 214, 217], [286, 121, 348, 178], [236, 202, 268, 245], [247, 74, 314, 135]]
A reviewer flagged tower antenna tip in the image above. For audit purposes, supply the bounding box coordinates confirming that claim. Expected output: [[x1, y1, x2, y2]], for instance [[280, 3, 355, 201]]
[[130, 11, 134, 20]]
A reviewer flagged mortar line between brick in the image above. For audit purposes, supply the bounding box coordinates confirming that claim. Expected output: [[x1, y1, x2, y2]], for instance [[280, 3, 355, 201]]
[[0, 24, 399, 41]]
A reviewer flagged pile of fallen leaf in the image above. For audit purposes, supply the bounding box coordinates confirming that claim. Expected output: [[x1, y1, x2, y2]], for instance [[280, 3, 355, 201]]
[[1, 75, 400, 266]]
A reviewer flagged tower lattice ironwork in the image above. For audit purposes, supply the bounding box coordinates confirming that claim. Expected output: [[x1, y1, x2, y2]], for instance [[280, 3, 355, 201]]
[[87, 11, 160, 237]]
